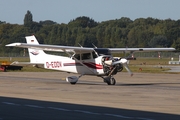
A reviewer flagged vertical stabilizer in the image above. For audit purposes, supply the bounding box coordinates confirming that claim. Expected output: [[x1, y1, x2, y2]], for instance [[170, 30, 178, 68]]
[[25, 35, 46, 63]]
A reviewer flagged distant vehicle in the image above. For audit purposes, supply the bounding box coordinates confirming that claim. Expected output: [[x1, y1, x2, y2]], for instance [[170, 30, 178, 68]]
[[0, 61, 22, 72]]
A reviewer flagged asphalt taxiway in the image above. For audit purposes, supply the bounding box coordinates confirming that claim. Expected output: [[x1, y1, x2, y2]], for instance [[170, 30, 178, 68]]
[[0, 72, 180, 120]]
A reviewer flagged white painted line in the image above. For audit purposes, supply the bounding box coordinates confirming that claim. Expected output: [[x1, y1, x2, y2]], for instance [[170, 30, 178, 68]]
[[24, 104, 44, 108], [104, 113, 133, 119], [48, 107, 71, 111], [2, 102, 20, 106], [74, 110, 100, 115], [137, 117, 154, 120], [48, 106, 153, 120], [1, 101, 154, 120]]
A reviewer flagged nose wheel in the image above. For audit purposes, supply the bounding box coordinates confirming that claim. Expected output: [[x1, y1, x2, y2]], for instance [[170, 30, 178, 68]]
[[103, 76, 116, 85]]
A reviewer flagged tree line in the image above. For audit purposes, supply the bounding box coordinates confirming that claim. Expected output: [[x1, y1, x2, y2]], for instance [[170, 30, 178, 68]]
[[0, 10, 180, 56]]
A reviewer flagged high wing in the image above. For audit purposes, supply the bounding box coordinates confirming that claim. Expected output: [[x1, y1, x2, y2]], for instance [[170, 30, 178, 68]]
[[6, 43, 94, 53], [6, 43, 175, 53], [108, 48, 175, 53]]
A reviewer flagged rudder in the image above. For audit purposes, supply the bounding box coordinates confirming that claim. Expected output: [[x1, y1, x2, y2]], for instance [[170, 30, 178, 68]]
[[25, 35, 46, 63]]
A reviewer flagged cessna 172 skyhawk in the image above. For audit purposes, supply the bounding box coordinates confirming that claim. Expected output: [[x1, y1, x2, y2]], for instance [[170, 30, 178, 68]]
[[6, 35, 175, 85]]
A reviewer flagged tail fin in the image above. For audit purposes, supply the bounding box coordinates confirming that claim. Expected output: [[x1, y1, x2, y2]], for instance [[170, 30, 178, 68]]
[[25, 35, 46, 63]]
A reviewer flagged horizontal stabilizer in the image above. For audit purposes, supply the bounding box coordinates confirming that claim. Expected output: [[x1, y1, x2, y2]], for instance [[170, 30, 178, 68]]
[[10, 61, 44, 68]]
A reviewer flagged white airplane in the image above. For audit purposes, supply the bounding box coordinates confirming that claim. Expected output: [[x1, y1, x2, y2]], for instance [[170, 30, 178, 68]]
[[6, 35, 175, 85]]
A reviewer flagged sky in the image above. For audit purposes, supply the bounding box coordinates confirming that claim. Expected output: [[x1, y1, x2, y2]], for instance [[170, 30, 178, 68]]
[[0, 0, 180, 24]]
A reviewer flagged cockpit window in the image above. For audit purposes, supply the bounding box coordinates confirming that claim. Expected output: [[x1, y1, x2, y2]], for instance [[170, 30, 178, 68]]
[[74, 54, 80, 60], [92, 51, 98, 58], [82, 53, 91, 60]]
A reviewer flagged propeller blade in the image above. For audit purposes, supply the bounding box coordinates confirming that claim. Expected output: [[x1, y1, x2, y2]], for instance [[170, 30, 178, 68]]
[[123, 62, 133, 76], [120, 58, 127, 64], [112, 58, 133, 76], [119, 58, 133, 76]]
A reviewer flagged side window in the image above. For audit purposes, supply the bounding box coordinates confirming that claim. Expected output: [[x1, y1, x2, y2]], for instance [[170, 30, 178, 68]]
[[74, 54, 80, 60], [92, 51, 98, 58], [82, 53, 91, 60]]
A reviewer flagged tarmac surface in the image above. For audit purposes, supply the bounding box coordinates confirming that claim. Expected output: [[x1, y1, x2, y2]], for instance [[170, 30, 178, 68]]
[[0, 72, 180, 120], [166, 65, 180, 72]]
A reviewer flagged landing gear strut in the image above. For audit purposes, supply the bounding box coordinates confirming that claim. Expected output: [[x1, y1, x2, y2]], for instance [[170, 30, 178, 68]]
[[103, 64, 118, 85]]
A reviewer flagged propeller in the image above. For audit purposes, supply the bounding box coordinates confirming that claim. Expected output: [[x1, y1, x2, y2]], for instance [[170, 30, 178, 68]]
[[113, 58, 133, 76]]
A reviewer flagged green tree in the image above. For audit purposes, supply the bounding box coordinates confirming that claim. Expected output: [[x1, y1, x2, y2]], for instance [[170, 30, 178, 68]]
[[68, 16, 98, 28], [24, 10, 33, 26], [149, 35, 169, 47], [0, 21, 6, 24], [172, 37, 180, 51], [96, 27, 104, 47], [39, 20, 57, 26]]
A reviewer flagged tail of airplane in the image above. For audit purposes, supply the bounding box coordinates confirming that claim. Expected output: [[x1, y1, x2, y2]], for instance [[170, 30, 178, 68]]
[[25, 35, 47, 64]]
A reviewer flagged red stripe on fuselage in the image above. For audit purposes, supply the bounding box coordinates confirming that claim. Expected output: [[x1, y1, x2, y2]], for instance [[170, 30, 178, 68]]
[[63, 62, 103, 69]]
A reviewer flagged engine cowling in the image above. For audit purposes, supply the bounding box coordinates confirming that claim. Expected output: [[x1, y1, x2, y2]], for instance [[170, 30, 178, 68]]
[[116, 63, 123, 72], [66, 76, 78, 84]]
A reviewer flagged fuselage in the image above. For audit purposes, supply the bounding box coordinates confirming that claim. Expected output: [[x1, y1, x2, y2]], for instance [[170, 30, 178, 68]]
[[43, 53, 106, 75]]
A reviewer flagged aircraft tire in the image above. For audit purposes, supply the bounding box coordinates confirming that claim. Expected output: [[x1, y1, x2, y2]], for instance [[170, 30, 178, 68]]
[[70, 82, 77, 85], [107, 77, 116, 85]]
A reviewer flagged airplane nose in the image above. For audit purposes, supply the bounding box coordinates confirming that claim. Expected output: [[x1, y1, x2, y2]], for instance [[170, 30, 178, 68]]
[[120, 58, 127, 64]]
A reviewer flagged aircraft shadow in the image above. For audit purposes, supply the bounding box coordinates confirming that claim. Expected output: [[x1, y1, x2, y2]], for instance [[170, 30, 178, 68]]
[[0, 96, 179, 120], [116, 82, 180, 86], [68, 80, 180, 87]]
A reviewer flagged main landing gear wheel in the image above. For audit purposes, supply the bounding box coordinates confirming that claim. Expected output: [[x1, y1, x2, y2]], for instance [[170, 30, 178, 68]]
[[107, 77, 116, 85], [104, 76, 116, 85], [70, 82, 77, 85]]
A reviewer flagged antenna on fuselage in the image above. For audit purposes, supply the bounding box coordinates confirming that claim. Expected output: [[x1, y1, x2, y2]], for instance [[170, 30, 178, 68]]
[[78, 43, 83, 48], [92, 43, 97, 48], [92, 43, 99, 57]]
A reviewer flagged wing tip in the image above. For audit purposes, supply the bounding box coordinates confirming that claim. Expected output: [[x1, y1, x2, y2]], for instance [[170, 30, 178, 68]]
[[6, 43, 21, 46]]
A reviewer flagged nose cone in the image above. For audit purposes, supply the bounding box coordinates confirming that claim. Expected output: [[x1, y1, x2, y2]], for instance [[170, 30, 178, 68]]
[[121, 58, 127, 64]]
